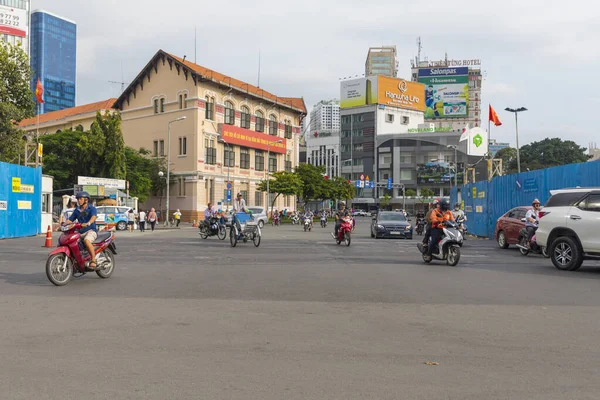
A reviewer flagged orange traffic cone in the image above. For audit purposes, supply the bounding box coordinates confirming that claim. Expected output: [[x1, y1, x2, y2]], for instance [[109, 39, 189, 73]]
[[42, 225, 53, 248], [192, 220, 198, 227]]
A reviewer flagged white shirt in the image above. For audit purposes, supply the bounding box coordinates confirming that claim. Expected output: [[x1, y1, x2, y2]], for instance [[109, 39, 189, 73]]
[[139, 211, 146, 222], [173, 211, 182, 220], [233, 198, 246, 212], [525, 209, 538, 227], [61, 207, 75, 221]]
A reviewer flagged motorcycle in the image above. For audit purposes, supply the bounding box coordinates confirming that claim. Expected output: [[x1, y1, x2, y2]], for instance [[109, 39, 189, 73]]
[[516, 224, 548, 257], [320, 215, 327, 228], [199, 216, 226, 240], [415, 218, 425, 235], [333, 216, 353, 246], [304, 217, 313, 232], [416, 220, 462, 266], [272, 214, 280, 226], [46, 223, 117, 286], [456, 216, 468, 240], [291, 214, 299, 225]]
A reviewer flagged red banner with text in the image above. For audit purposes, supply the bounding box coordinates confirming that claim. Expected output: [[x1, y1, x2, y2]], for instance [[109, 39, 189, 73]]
[[219, 124, 286, 154]]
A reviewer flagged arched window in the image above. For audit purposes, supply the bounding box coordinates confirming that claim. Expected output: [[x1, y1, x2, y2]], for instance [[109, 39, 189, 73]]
[[268, 114, 278, 136], [224, 101, 235, 125], [240, 106, 251, 129], [75, 124, 84, 132], [255, 110, 265, 132]]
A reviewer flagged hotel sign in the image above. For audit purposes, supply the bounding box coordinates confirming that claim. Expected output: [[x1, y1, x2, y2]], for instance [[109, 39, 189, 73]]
[[219, 124, 286, 154]]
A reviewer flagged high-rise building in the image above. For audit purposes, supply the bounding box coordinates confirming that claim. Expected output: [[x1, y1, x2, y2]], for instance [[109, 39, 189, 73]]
[[309, 99, 340, 132], [0, 0, 30, 54], [30, 10, 76, 114], [365, 46, 398, 77]]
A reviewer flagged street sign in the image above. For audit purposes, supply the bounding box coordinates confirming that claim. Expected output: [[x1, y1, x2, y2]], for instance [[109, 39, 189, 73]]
[[227, 189, 231, 202], [370, 181, 375, 189], [360, 174, 365, 181], [227, 182, 232, 190], [387, 178, 392, 189], [359, 181, 365, 188], [109, 194, 116, 200], [365, 179, 370, 187], [355, 180, 361, 188]]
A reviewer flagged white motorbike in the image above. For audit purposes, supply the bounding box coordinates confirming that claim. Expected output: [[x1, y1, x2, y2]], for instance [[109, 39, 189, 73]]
[[304, 217, 313, 232], [291, 215, 300, 225], [417, 220, 463, 266], [320, 216, 327, 228]]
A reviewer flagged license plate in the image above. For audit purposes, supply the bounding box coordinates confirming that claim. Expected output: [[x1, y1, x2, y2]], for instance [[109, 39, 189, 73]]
[[390, 231, 401, 235]]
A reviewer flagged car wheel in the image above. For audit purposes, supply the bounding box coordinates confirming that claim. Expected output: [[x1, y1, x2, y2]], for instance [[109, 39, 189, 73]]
[[497, 231, 509, 249], [550, 236, 583, 271], [258, 220, 264, 229], [117, 221, 127, 231]]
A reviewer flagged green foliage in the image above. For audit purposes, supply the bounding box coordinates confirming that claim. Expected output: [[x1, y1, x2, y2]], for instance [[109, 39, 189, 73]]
[[418, 187, 435, 203], [380, 194, 392, 210], [0, 41, 35, 163], [124, 147, 166, 203], [329, 176, 354, 202], [295, 163, 328, 203], [405, 188, 417, 197], [257, 171, 302, 213], [495, 147, 518, 174], [39, 130, 86, 189], [516, 138, 590, 172]]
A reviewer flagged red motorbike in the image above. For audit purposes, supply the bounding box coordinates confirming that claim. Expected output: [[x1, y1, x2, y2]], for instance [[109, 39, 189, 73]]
[[335, 216, 353, 246], [46, 223, 117, 286]]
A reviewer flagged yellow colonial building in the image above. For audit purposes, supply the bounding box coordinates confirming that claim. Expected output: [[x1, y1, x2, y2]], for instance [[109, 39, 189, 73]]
[[114, 49, 306, 221]]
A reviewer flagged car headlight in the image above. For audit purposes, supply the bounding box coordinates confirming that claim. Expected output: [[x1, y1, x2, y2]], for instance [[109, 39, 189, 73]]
[[405, 225, 411, 230], [377, 224, 385, 230]]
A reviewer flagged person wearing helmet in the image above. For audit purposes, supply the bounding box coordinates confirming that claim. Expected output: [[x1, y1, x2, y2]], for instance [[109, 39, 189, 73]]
[[452, 202, 466, 221], [421, 198, 441, 247], [425, 199, 455, 255], [332, 201, 350, 238], [525, 199, 541, 248], [65, 191, 99, 269], [59, 195, 78, 225], [232, 192, 247, 233]]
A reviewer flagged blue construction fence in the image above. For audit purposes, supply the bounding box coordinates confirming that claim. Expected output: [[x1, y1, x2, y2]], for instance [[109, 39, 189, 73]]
[[0, 162, 43, 239], [451, 160, 600, 239]]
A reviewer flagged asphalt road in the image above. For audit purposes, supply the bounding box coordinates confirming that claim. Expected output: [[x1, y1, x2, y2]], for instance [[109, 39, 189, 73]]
[[1, 218, 600, 399]]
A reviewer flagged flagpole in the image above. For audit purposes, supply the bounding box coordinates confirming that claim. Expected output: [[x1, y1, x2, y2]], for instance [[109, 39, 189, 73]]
[[36, 102, 40, 166]]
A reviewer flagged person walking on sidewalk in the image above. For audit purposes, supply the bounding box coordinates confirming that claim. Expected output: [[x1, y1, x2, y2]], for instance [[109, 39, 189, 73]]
[[173, 209, 182, 227], [138, 209, 147, 232], [127, 209, 135, 232], [148, 208, 157, 231]]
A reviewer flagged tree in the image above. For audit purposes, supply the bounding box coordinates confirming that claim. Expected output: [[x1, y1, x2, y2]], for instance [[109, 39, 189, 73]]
[[329, 176, 355, 204], [405, 188, 417, 197], [82, 111, 126, 179], [257, 171, 302, 216], [516, 138, 590, 172], [380, 194, 392, 210], [495, 147, 518, 174], [0, 41, 35, 163], [294, 163, 329, 203], [39, 129, 86, 189], [418, 187, 435, 204], [124, 147, 166, 203]]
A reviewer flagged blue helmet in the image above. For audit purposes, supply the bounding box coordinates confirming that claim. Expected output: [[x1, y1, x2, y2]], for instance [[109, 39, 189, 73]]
[[76, 191, 90, 200]]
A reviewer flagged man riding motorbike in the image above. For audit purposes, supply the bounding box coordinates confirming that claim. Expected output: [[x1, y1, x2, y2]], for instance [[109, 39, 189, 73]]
[[525, 199, 541, 248], [424, 199, 454, 256], [332, 201, 350, 239], [422, 198, 440, 248], [64, 191, 99, 269], [451, 203, 466, 221], [202, 202, 216, 230]]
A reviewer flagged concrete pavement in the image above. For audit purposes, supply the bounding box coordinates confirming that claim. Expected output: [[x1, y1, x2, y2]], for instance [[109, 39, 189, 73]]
[[1, 219, 600, 399]]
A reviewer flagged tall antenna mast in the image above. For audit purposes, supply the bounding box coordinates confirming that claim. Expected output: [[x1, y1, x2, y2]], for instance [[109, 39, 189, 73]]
[[417, 36, 422, 64], [257, 49, 261, 88]]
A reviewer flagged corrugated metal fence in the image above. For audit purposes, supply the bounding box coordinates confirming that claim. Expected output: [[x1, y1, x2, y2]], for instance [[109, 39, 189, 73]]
[[451, 161, 600, 239], [0, 162, 42, 239]]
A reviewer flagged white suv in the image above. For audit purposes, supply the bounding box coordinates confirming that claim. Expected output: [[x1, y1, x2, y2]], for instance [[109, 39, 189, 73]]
[[536, 188, 600, 271]]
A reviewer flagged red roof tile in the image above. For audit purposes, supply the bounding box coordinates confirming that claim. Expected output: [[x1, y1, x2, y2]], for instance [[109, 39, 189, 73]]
[[19, 98, 117, 128]]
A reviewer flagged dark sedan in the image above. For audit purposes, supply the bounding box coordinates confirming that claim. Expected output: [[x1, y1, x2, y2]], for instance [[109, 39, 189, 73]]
[[370, 211, 413, 239]]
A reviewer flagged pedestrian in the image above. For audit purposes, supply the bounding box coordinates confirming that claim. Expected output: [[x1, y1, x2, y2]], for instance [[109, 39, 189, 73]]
[[174, 209, 182, 227], [148, 208, 157, 231], [127, 209, 135, 232], [59, 195, 77, 225], [138, 209, 146, 232]]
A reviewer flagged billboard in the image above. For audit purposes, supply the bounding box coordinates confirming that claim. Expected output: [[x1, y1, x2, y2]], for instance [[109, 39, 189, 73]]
[[340, 78, 367, 109], [0, 5, 28, 38], [371, 76, 426, 112], [417, 161, 463, 185], [220, 124, 286, 154], [418, 67, 469, 119], [78, 176, 126, 190]]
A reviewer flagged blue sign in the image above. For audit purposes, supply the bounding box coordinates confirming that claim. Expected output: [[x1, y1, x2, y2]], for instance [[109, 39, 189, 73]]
[[227, 182, 232, 190], [109, 194, 116, 199], [523, 177, 538, 192], [217, 202, 222, 206], [387, 178, 392, 189], [370, 181, 375, 189], [227, 189, 231, 202], [355, 180, 361, 188]]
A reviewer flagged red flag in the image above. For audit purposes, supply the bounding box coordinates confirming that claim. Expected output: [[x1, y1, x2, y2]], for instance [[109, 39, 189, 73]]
[[489, 104, 502, 126], [35, 78, 44, 103]]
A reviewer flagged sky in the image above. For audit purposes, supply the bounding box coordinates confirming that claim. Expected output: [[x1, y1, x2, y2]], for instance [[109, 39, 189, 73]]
[[32, 0, 599, 150]]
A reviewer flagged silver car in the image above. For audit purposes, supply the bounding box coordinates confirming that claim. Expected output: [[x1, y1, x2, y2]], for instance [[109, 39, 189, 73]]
[[224, 207, 268, 229]]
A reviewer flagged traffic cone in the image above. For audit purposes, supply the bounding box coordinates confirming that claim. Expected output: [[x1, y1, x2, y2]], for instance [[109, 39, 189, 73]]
[[42, 225, 53, 248], [192, 220, 198, 227]]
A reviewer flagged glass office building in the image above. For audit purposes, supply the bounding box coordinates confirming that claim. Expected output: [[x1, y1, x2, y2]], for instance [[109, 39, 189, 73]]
[[30, 10, 76, 114]]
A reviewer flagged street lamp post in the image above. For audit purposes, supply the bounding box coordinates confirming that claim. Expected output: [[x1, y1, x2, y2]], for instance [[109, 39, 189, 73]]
[[219, 137, 232, 212], [505, 107, 528, 174], [165, 116, 186, 226], [266, 139, 283, 215], [447, 145, 458, 187]]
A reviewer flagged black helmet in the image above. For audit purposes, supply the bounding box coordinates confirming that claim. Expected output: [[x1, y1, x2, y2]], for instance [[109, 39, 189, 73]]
[[440, 199, 450, 211], [455, 203, 461, 209], [76, 191, 90, 200]]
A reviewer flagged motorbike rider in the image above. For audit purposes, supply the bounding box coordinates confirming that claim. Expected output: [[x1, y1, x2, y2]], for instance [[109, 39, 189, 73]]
[[233, 193, 248, 232], [451, 203, 466, 221], [64, 191, 99, 269], [422, 198, 440, 247], [304, 209, 314, 226], [426, 199, 454, 256], [59, 195, 77, 225], [525, 199, 541, 248], [332, 201, 350, 239], [202, 202, 216, 230]]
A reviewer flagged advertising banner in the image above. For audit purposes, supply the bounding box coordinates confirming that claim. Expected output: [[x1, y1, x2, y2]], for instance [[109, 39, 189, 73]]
[[417, 161, 464, 185], [78, 176, 126, 190], [467, 127, 488, 157], [418, 67, 469, 119], [0, 5, 27, 38], [220, 124, 286, 154], [371, 76, 425, 112], [340, 78, 367, 109]]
